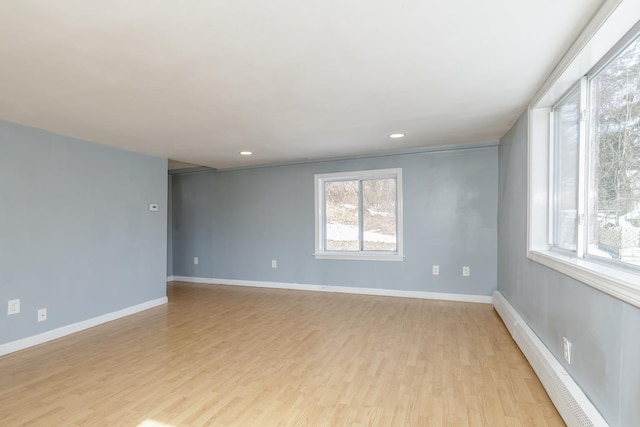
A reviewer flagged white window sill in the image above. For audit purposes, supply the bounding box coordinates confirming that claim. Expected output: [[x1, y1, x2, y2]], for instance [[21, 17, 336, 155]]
[[314, 252, 404, 261], [528, 249, 640, 309]]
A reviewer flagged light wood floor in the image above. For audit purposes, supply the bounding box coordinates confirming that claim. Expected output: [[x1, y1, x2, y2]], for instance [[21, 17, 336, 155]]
[[0, 282, 563, 426]]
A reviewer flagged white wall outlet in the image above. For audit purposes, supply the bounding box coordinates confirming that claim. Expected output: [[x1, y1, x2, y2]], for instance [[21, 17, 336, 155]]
[[38, 308, 47, 322], [8, 299, 20, 315], [432, 265, 439, 275], [563, 337, 572, 364], [462, 266, 470, 276], [149, 203, 159, 211], [193, 257, 199, 265], [272, 260, 277, 268]]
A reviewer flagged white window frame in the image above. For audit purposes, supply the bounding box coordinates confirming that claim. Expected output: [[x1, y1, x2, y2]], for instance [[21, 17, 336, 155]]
[[314, 168, 404, 261], [528, 0, 640, 309]]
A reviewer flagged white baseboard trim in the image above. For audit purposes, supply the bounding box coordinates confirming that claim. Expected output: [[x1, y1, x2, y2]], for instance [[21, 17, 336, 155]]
[[168, 276, 493, 304], [167, 275, 176, 282], [493, 291, 608, 427], [0, 297, 168, 357]]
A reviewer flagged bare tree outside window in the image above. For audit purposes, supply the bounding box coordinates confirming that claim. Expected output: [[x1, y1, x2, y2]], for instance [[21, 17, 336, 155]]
[[589, 36, 640, 265], [363, 178, 397, 251], [325, 180, 359, 251], [324, 178, 398, 251]]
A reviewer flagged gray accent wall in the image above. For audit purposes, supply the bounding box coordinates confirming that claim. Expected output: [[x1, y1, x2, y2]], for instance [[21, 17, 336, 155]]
[[171, 146, 498, 296], [167, 175, 173, 277], [498, 112, 640, 426], [0, 120, 167, 345]]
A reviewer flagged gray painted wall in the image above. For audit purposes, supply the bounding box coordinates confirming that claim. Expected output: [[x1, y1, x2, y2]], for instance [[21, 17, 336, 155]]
[[171, 146, 498, 296], [0, 120, 168, 345], [167, 175, 173, 277], [498, 112, 640, 426]]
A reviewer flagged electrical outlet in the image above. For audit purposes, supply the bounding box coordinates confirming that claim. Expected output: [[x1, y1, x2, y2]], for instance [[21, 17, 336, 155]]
[[149, 204, 159, 211], [38, 308, 47, 322], [194, 257, 199, 265], [272, 260, 277, 268], [8, 299, 20, 315], [563, 337, 572, 364], [462, 266, 470, 276], [432, 265, 439, 275]]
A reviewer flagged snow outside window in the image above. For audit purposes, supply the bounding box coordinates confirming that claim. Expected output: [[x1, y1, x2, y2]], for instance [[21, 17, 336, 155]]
[[314, 168, 403, 261]]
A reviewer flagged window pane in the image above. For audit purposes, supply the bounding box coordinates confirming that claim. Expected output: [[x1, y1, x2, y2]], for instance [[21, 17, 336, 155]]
[[362, 178, 397, 251], [553, 88, 581, 251], [588, 36, 640, 266], [325, 180, 359, 251]]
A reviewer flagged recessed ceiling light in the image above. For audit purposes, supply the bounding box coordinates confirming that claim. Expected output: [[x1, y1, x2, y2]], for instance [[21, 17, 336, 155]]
[[389, 133, 405, 139], [240, 151, 252, 156]]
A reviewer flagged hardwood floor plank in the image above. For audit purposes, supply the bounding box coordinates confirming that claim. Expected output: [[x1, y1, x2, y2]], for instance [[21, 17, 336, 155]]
[[0, 282, 564, 426]]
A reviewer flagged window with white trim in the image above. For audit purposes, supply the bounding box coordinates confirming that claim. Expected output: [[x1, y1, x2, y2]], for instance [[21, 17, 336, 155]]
[[551, 30, 640, 268], [314, 168, 403, 261], [529, 3, 640, 308]]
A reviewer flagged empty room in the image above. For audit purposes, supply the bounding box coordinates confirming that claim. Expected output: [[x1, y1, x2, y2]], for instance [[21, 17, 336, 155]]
[[1, 1, 639, 426]]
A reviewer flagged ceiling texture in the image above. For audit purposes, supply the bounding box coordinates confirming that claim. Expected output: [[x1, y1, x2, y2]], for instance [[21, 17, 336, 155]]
[[0, 0, 605, 169]]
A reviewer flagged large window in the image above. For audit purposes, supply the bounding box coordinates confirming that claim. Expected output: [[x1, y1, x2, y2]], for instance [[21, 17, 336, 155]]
[[529, 2, 640, 309], [552, 32, 640, 269], [314, 168, 403, 261]]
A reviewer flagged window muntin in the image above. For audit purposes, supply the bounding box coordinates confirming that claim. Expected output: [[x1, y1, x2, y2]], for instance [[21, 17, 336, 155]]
[[551, 32, 640, 270], [315, 169, 403, 261]]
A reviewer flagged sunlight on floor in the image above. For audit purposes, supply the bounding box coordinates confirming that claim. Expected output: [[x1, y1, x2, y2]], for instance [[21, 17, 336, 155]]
[[138, 420, 174, 427]]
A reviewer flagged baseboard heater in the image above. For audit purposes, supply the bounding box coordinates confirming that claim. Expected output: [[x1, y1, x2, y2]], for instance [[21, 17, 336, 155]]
[[492, 291, 608, 427]]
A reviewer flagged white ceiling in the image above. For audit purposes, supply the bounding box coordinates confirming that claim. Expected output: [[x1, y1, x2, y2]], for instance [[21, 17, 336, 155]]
[[0, 0, 605, 169]]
